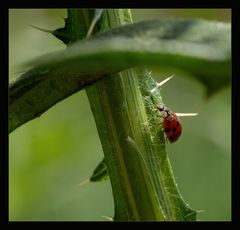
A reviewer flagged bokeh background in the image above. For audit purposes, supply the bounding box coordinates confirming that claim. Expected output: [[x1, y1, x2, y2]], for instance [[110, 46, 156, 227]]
[[9, 9, 231, 221]]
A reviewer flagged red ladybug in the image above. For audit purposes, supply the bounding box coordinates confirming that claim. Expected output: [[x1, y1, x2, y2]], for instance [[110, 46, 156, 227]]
[[156, 104, 182, 143]]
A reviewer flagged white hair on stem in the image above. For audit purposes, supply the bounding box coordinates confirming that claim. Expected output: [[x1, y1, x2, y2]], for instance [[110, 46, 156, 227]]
[[150, 75, 175, 93]]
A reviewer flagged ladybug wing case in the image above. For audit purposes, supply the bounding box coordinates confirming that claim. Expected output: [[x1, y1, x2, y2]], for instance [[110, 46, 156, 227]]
[[163, 113, 182, 143]]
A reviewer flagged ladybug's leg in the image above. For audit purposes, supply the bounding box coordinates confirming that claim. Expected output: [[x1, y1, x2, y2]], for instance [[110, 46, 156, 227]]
[[163, 128, 171, 143], [162, 135, 168, 143], [164, 135, 168, 143]]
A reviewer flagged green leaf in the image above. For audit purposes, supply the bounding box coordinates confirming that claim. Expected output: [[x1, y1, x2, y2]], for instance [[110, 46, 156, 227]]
[[90, 158, 109, 182], [9, 18, 230, 133], [52, 9, 98, 44], [52, 17, 73, 45]]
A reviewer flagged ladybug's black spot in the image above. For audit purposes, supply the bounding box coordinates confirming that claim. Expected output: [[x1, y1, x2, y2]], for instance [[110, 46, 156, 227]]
[[172, 128, 177, 133], [178, 131, 181, 135], [167, 120, 171, 124], [176, 122, 180, 126], [169, 136, 174, 141], [164, 128, 171, 133]]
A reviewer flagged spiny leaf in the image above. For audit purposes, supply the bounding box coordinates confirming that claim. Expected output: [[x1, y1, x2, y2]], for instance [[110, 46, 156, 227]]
[[10, 18, 230, 133], [90, 158, 109, 182], [53, 15, 73, 45], [52, 9, 97, 44]]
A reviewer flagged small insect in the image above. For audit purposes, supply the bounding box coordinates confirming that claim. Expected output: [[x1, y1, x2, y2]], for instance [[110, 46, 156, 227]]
[[148, 75, 198, 143], [156, 104, 182, 143]]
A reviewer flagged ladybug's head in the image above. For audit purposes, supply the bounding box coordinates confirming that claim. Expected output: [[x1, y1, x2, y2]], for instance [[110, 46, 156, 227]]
[[156, 104, 171, 118]]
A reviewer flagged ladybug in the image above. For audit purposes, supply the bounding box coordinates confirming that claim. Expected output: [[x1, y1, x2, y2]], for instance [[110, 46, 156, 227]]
[[156, 104, 182, 143]]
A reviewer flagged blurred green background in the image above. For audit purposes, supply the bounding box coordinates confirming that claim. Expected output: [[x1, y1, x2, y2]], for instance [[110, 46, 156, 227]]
[[9, 9, 231, 221]]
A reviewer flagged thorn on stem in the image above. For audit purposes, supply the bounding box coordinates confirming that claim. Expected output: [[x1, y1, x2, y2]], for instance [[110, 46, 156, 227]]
[[74, 178, 90, 188], [150, 75, 175, 93], [175, 113, 198, 117]]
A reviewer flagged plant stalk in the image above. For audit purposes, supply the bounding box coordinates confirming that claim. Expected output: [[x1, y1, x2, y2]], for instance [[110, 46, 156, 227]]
[[68, 9, 196, 221]]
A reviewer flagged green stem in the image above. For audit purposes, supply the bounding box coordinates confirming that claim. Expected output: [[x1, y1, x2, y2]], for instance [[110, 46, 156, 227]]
[[70, 9, 164, 220], [68, 9, 196, 221]]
